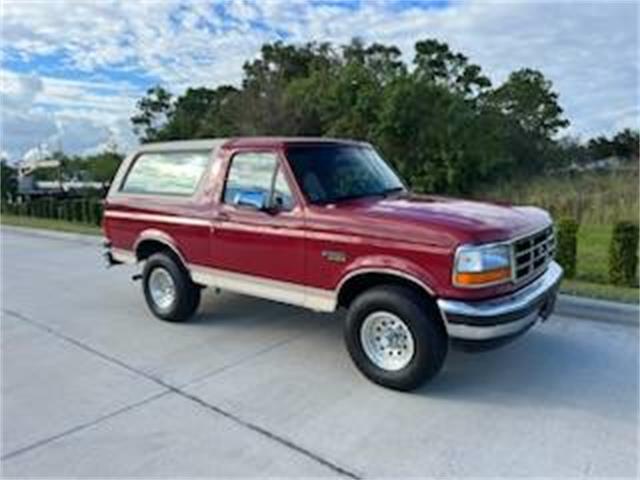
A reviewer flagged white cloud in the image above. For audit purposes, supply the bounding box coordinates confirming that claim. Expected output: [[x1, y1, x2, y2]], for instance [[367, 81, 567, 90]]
[[0, 0, 637, 159], [1, 69, 138, 160]]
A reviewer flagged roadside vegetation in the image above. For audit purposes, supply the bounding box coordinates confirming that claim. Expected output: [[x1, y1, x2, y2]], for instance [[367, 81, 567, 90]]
[[476, 168, 638, 227], [1, 38, 637, 303], [0, 214, 101, 236], [474, 169, 639, 303]]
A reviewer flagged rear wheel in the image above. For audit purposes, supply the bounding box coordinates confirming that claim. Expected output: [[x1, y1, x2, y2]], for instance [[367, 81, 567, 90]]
[[344, 285, 447, 391], [142, 252, 200, 322]]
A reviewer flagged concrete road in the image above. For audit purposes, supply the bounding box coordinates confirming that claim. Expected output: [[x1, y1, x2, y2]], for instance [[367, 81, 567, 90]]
[[1, 228, 638, 478]]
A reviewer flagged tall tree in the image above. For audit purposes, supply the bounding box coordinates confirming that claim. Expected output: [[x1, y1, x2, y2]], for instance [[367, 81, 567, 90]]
[[127, 38, 584, 193], [130, 86, 174, 142], [84, 151, 124, 185], [413, 39, 491, 97], [489, 68, 569, 139], [1, 160, 17, 200]]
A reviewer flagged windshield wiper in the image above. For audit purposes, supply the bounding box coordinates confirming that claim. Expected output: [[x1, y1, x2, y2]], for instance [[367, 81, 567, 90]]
[[379, 186, 407, 198], [316, 188, 406, 205]]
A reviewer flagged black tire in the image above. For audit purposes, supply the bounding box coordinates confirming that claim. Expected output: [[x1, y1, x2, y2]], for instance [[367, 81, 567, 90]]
[[344, 285, 448, 391], [142, 252, 201, 322]]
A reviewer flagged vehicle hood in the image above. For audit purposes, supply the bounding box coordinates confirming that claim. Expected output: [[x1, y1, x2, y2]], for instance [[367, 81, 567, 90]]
[[329, 194, 552, 247]]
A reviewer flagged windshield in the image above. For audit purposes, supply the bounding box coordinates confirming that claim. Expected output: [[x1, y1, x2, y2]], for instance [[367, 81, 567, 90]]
[[285, 145, 406, 204]]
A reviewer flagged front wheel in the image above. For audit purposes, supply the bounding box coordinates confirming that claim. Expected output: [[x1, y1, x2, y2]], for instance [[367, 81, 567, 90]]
[[344, 285, 447, 391], [142, 252, 201, 322]]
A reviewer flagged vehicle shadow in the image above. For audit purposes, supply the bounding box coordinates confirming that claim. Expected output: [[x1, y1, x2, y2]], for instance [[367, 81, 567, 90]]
[[191, 289, 341, 329], [190, 291, 637, 420], [423, 321, 638, 420]]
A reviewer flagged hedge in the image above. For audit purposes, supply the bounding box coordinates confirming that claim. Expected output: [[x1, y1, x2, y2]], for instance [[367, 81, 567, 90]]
[[1, 197, 103, 226], [556, 217, 579, 278], [609, 221, 639, 287]]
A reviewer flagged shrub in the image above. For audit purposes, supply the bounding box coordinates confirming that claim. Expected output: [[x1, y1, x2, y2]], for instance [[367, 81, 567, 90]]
[[92, 200, 103, 226], [556, 218, 579, 278], [609, 221, 639, 287], [74, 200, 83, 223]]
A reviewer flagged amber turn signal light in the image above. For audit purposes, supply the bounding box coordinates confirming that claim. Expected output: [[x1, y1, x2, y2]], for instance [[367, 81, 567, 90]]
[[454, 267, 511, 286]]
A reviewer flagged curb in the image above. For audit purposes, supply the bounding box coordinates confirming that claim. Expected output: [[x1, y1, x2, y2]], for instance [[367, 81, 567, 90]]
[[2, 225, 638, 326], [556, 294, 638, 327]]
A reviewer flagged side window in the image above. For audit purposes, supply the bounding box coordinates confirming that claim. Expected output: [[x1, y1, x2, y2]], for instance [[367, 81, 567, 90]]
[[223, 152, 294, 211], [272, 168, 294, 210], [121, 151, 210, 196]]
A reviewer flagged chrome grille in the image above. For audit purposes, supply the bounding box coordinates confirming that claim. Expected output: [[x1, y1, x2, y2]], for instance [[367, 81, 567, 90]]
[[513, 225, 555, 284]]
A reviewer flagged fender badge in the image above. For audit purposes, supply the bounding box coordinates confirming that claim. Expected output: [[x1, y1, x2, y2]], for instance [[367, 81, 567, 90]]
[[321, 250, 347, 263]]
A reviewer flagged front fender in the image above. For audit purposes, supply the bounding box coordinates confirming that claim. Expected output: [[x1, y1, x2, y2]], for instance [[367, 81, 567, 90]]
[[337, 254, 440, 296]]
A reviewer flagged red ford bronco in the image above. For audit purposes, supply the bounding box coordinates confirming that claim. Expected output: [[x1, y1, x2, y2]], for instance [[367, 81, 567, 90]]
[[103, 137, 562, 390]]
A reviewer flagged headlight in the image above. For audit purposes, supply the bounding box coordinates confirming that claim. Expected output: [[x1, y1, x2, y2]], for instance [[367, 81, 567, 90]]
[[453, 243, 512, 287]]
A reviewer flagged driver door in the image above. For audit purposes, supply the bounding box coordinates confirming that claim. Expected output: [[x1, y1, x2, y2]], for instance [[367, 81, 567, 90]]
[[209, 150, 306, 289]]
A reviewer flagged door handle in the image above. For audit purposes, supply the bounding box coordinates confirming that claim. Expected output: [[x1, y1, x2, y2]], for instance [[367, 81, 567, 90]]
[[215, 212, 230, 222]]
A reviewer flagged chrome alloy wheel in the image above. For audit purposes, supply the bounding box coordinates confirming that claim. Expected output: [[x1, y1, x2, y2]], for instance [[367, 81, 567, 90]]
[[360, 311, 415, 371], [148, 267, 176, 310]]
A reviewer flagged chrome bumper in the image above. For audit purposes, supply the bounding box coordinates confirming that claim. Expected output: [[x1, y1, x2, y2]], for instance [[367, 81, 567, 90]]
[[437, 261, 563, 341]]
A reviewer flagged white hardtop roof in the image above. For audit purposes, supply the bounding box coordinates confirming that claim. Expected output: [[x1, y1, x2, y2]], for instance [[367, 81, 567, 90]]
[[135, 138, 229, 153]]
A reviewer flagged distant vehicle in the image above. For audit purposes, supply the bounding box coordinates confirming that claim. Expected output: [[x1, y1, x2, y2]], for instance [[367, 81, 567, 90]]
[[102, 138, 562, 390]]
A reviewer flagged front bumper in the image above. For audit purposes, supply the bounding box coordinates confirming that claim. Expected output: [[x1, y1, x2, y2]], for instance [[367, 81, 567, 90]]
[[437, 261, 563, 342]]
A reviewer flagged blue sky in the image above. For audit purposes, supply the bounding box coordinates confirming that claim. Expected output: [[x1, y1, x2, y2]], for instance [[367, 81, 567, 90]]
[[1, 0, 638, 163]]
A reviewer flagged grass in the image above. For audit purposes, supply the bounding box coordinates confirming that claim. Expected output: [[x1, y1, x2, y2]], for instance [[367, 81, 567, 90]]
[[0, 214, 101, 236], [560, 279, 639, 304], [476, 167, 639, 226], [575, 224, 612, 284], [475, 168, 639, 303], [566, 223, 639, 303]]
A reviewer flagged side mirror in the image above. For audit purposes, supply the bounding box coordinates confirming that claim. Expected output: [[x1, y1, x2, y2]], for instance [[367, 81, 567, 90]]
[[235, 191, 267, 211]]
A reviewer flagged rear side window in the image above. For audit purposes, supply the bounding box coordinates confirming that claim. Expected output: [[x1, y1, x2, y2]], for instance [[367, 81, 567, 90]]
[[121, 151, 210, 196]]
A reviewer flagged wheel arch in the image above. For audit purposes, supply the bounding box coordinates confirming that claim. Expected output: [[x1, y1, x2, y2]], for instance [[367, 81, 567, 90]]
[[134, 229, 189, 269], [336, 268, 437, 310]]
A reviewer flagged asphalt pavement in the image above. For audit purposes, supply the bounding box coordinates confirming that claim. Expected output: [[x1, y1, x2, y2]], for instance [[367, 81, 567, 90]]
[[1, 227, 638, 478]]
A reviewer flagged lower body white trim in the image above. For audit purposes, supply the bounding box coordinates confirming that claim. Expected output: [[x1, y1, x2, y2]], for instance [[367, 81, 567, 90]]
[[108, 247, 336, 312], [112, 248, 137, 264], [189, 264, 336, 312]]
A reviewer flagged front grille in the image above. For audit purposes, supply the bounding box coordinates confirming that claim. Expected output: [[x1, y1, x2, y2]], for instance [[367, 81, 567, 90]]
[[513, 225, 555, 284]]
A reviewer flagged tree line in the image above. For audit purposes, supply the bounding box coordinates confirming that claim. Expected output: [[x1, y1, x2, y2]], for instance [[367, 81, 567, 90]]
[[130, 38, 638, 194], [3, 38, 637, 201]]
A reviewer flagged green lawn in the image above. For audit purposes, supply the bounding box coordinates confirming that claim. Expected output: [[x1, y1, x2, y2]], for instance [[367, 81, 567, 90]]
[[575, 224, 611, 284], [0, 214, 102, 236], [565, 223, 639, 303], [560, 279, 638, 304]]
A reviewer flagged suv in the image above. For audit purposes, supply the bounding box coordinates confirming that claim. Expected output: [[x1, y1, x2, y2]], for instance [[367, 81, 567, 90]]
[[103, 137, 562, 390]]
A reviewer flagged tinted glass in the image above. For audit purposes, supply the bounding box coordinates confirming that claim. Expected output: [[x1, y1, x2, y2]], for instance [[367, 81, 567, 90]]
[[121, 151, 210, 196], [285, 145, 405, 204]]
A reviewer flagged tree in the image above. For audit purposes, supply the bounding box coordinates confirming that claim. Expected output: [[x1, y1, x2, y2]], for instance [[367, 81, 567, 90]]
[[84, 151, 124, 185], [488, 69, 569, 139], [343, 39, 406, 85], [586, 128, 639, 161], [611, 129, 639, 159], [131, 86, 174, 142], [243, 41, 336, 90], [413, 39, 491, 97], [376, 75, 505, 193], [126, 38, 581, 193], [238, 41, 338, 135], [1, 160, 17, 200]]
